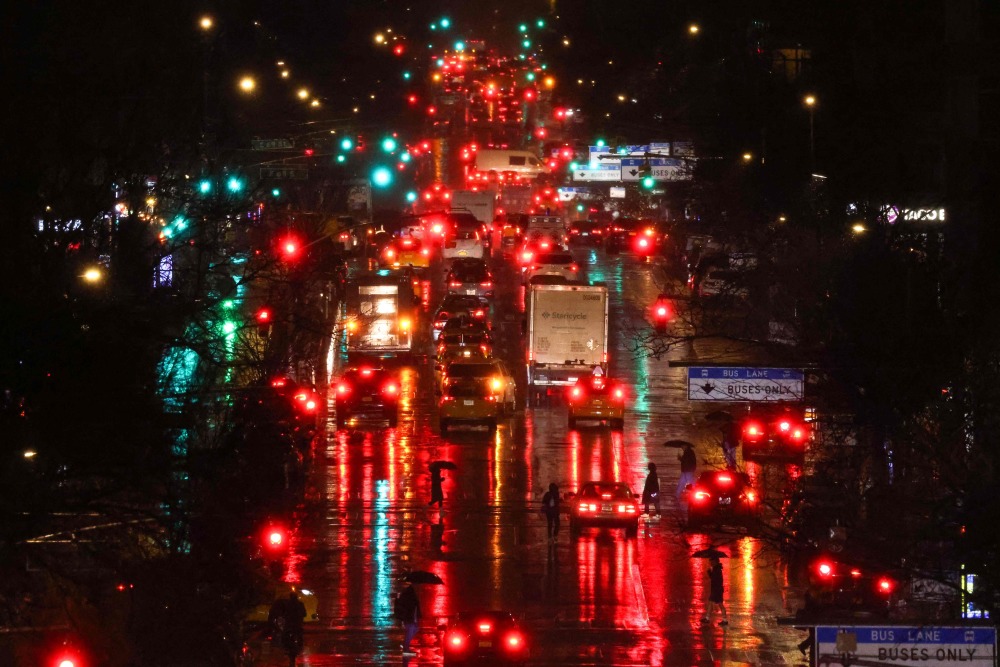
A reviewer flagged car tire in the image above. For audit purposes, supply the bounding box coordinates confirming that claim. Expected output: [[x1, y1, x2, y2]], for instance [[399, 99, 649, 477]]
[[440, 419, 449, 434], [568, 416, 577, 429], [625, 521, 639, 538], [611, 418, 624, 431]]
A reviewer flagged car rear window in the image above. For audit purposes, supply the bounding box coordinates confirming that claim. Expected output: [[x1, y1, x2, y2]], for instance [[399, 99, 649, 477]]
[[535, 253, 573, 265], [580, 484, 631, 499], [447, 380, 490, 397], [446, 363, 494, 377]]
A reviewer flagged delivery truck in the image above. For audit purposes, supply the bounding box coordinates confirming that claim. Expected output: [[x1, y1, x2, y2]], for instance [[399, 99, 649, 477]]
[[343, 271, 417, 359], [526, 282, 609, 404]]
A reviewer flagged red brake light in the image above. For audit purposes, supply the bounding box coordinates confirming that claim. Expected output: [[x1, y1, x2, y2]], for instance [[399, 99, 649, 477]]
[[877, 577, 894, 594], [449, 281, 462, 288], [336, 383, 350, 395], [505, 631, 525, 649], [473, 309, 485, 318], [613, 387, 625, 400], [570, 386, 583, 400], [382, 382, 398, 396], [778, 420, 791, 432], [817, 562, 834, 577], [716, 473, 732, 484], [850, 568, 863, 578], [744, 422, 763, 438], [477, 621, 492, 633], [480, 281, 493, 288], [791, 428, 806, 441], [446, 632, 465, 649], [569, 263, 579, 272], [656, 306, 668, 317], [692, 489, 711, 502]]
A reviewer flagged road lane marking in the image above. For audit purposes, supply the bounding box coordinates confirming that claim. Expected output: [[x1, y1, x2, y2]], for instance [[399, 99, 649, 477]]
[[631, 561, 650, 630]]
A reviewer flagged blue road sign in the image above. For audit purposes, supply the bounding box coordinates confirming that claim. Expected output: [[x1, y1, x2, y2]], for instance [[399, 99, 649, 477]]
[[687, 367, 804, 401], [816, 626, 996, 667]]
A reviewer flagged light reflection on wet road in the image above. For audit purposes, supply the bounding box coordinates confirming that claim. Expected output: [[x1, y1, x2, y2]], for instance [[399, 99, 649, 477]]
[[253, 245, 809, 666]]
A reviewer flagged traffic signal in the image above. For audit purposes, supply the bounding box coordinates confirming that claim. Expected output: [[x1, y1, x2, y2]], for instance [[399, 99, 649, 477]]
[[197, 178, 212, 195], [371, 166, 393, 188], [339, 137, 354, 151], [262, 524, 289, 553], [226, 176, 244, 193], [642, 176, 655, 189], [278, 235, 302, 261], [255, 307, 273, 326], [381, 137, 398, 153]]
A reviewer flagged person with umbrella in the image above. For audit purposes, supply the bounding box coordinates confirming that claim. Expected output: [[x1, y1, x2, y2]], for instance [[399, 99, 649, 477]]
[[642, 463, 660, 517], [677, 442, 697, 499], [429, 461, 456, 508], [394, 583, 422, 656], [541, 482, 561, 542], [700, 552, 729, 626]]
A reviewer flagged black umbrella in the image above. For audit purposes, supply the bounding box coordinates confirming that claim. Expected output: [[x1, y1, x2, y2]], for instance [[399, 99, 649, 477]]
[[663, 439, 695, 449], [402, 570, 444, 585], [704, 410, 734, 422], [692, 547, 729, 559], [430, 460, 458, 472]]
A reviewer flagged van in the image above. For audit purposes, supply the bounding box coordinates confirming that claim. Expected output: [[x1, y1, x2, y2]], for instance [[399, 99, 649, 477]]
[[474, 150, 550, 180]]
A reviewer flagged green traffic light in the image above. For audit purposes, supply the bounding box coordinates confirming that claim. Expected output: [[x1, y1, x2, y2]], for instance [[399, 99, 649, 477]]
[[402, 71, 411, 80], [340, 137, 354, 151], [400, 152, 411, 163], [596, 139, 606, 148], [440, 17, 451, 28], [271, 188, 281, 197], [642, 176, 655, 189], [226, 177, 243, 193], [518, 23, 528, 32], [198, 179, 212, 194], [454, 40, 465, 51], [406, 191, 418, 202], [569, 161, 579, 170], [371, 166, 393, 188], [336, 154, 346, 163], [576, 203, 585, 212], [536, 19, 545, 28], [526, 72, 536, 81], [522, 39, 531, 49], [381, 137, 397, 153]]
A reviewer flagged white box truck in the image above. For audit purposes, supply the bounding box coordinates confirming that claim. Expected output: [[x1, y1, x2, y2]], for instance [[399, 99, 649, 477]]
[[526, 282, 609, 403], [451, 190, 496, 224]]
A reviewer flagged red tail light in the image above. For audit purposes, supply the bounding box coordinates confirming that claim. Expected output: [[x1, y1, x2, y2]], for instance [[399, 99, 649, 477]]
[[477, 621, 492, 633], [382, 382, 399, 396], [744, 421, 763, 439], [446, 632, 466, 650], [877, 577, 895, 594], [570, 386, 584, 401], [716, 473, 733, 484], [743, 490, 757, 503], [473, 309, 485, 318], [449, 281, 462, 288], [480, 281, 493, 288], [421, 248, 430, 256], [569, 263, 579, 272], [613, 387, 625, 400], [336, 383, 351, 395], [578, 502, 597, 512], [816, 561, 834, 578], [656, 306, 668, 318], [692, 489, 711, 503], [791, 427, 806, 441], [505, 631, 526, 650], [778, 420, 791, 432]]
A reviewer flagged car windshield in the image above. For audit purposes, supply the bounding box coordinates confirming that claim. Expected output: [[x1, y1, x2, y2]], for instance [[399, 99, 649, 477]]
[[579, 483, 632, 499], [535, 253, 573, 265], [344, 369, 387, 384], [439, 296, 483, 310], [456, 230, 477, 240], [441, 333, 486, 346], [453, 268, 488, 282]]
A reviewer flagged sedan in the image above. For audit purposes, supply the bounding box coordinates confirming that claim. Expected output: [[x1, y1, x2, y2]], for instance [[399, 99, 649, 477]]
[[333, 367, 400, 428], [569, 481, 640, 538], [685, 470, 759, 530], [522, 252, 579, 283], [446, 263, 495, 299], [566, 375, 625, 430], [442, 610, 529, 666], [432, 295, 489, 341]]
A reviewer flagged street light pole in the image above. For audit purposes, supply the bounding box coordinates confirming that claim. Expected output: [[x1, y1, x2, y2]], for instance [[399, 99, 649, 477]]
[[804, 95, 817, 172]]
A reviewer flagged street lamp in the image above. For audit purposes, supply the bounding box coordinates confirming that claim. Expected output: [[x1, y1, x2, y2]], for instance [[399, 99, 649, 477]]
[[199, 15, 214, 31], [804, 94, 817, 170], [688, 24, 700, 35], [238, 76, 256, 93], [82, 267, 103, 283], [742, 152, 753, 163], [297, 88, 309, 100]]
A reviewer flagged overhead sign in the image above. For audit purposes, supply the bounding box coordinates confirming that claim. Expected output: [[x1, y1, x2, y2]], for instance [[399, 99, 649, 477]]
[[687, 367, 804, 401], [573, 168, 621, 182], [816, 626, 996, 667], [252, 138, 294, 150], [620, 157, 690, 181], [260, 166, 308, 180]]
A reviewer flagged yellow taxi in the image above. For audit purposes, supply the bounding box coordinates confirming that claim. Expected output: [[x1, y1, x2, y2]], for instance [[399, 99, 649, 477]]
[[437, 358, 516, 415], [435, 331, 493, 362], [439, 377, 502, 433], [383, 235, 432, 270], [566, 373, 626, 431]]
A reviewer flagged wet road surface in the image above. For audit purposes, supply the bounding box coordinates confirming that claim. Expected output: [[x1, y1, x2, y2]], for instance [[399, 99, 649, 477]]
[[251, 242, 811, 666]]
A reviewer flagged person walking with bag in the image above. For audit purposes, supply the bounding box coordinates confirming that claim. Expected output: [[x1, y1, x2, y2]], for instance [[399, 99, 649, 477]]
[[642, 462, 660, 517], [677, 443, 697, 499]]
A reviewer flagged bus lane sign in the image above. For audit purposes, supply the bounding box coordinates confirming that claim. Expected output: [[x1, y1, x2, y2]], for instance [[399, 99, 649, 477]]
[[816, 626, 996, 667], [687, 367, 804, 402]]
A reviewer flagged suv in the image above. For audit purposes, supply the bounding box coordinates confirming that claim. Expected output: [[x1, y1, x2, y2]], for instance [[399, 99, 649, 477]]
[[523, 252, 579, 283], [446, 262, 494, 298], [569, 482, 640, 537], [333, 367, 400, 428]]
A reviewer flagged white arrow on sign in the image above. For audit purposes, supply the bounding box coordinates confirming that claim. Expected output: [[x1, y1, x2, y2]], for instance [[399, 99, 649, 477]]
[[573, 169, 621, 181]]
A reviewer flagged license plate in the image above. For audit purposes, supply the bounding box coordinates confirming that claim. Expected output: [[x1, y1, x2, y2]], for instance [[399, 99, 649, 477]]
[[601, 504, 612, 513], [458, 250, 468, 256], [466, 289, 477, 295], [463, 400, 474, 406], [362, 397, 372, 402], [478, 641, 492, 648], [719, 497, 732, 505]]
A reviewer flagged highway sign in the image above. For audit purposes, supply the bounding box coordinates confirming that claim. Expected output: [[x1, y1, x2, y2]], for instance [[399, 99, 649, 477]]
[[687, 367, 804, 401], [816, 626, 996, 667], [260, 166, 309, 180], [572, 168, 621, 182], [620, 157, 689, 181], [252, 138, 294, 150]]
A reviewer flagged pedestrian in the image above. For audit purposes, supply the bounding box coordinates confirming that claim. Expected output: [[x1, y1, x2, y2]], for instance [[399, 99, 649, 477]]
[[701, 556, 728, 626], [429, 467, 444, 508], [641, 463, 660, 516], [677, 443, 697, 499], [270, 591, 306, 667], [394, 584, 421, 657], [541, 482, 561, 542], [721, 421, 739, 470]]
